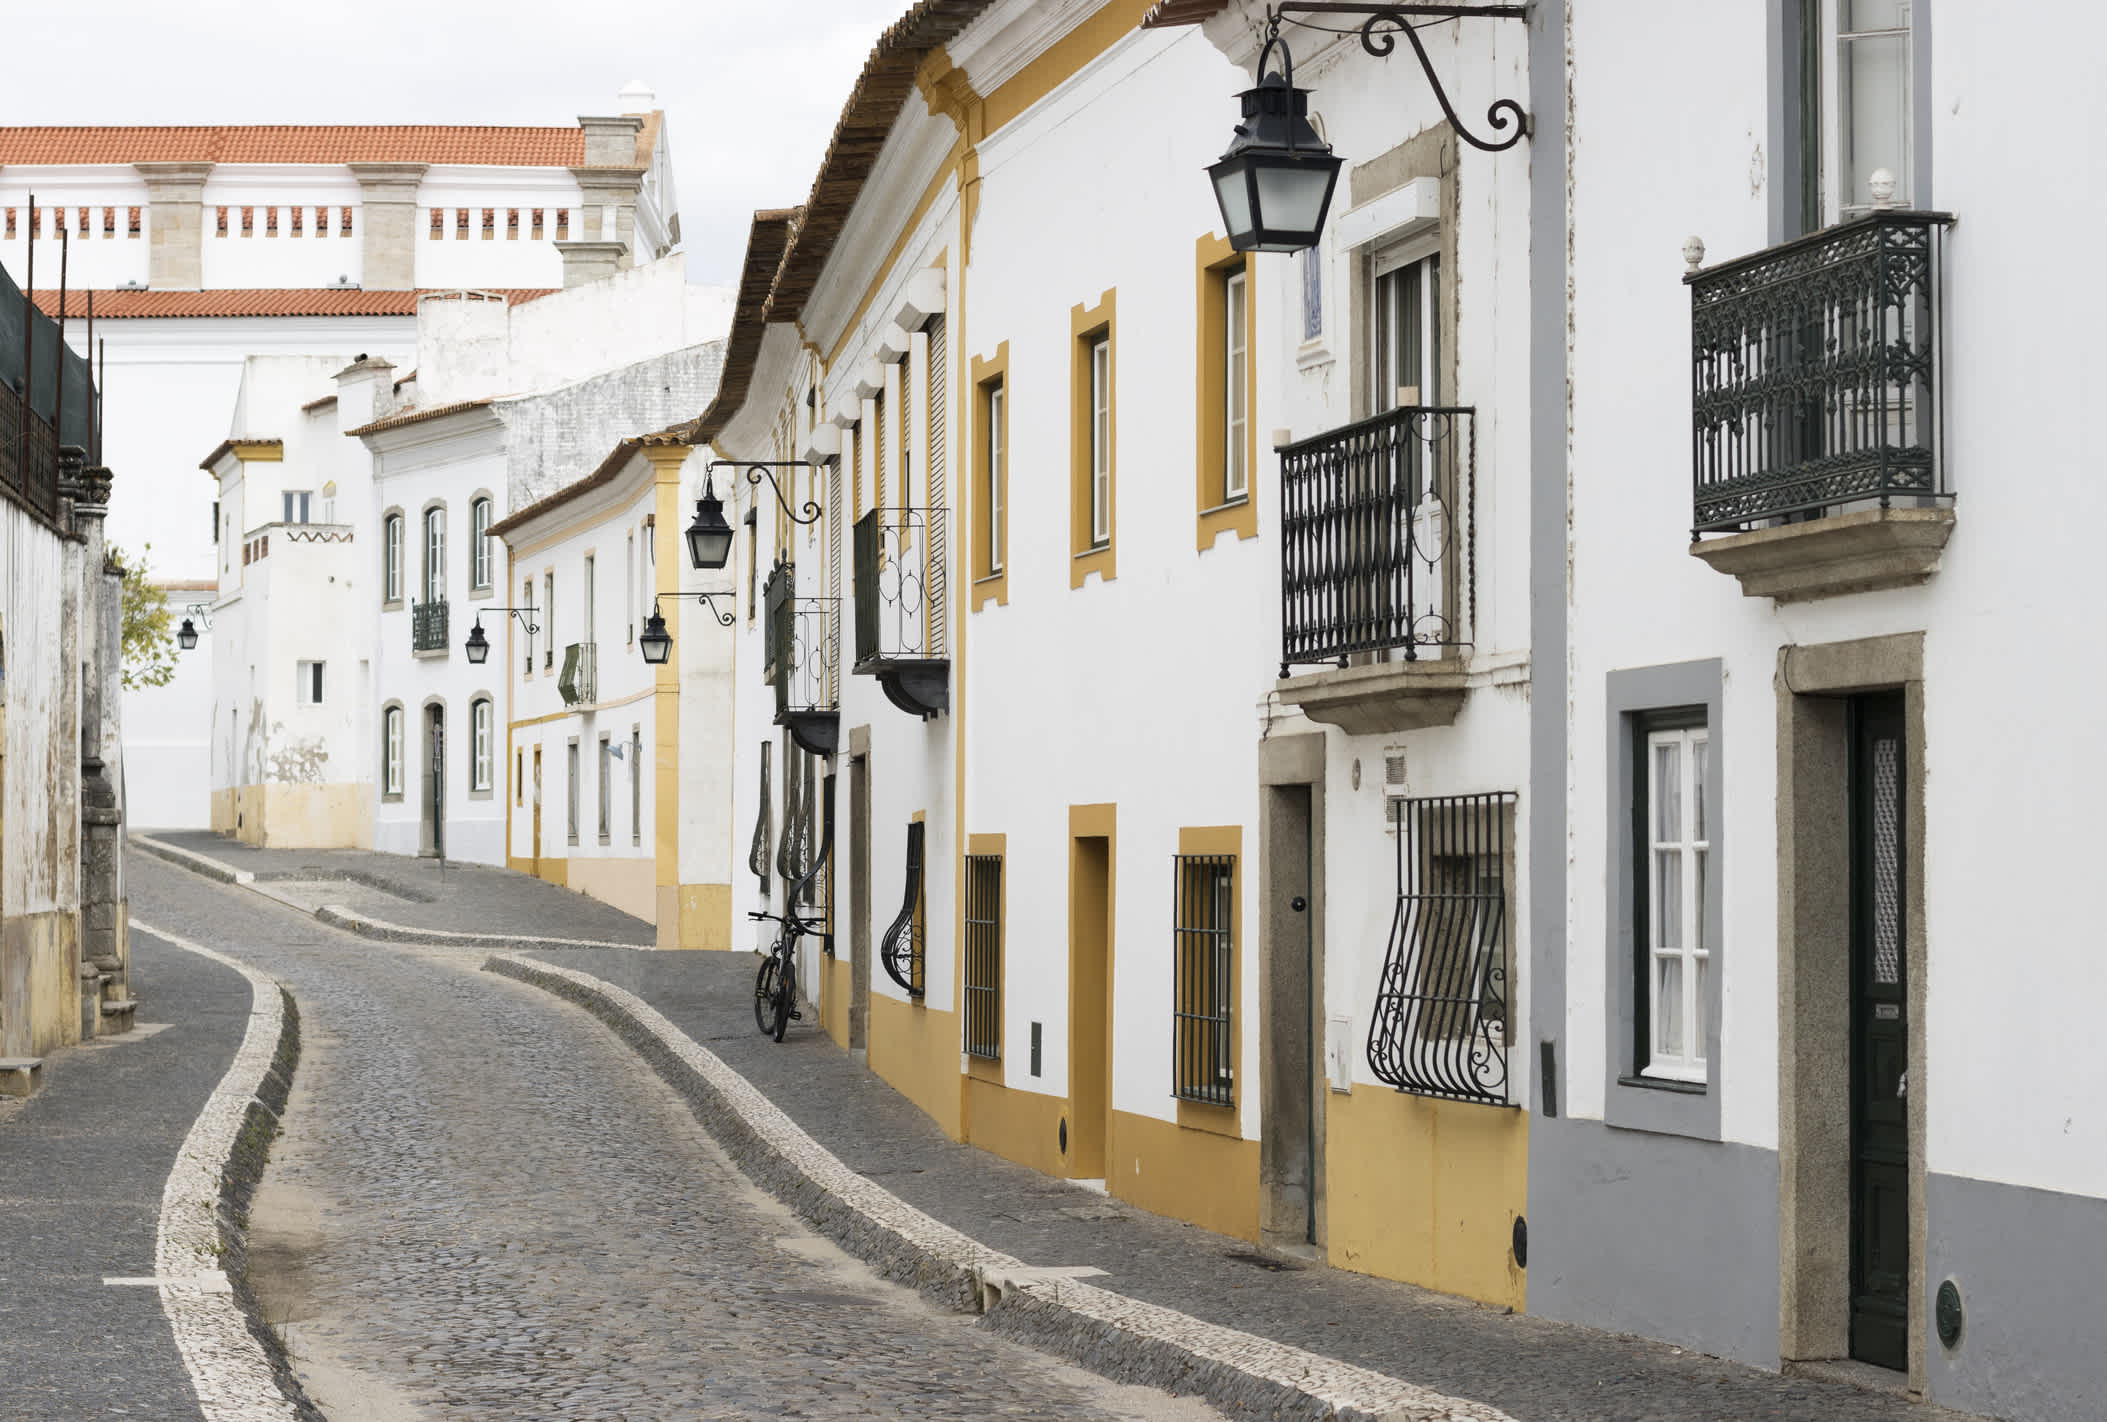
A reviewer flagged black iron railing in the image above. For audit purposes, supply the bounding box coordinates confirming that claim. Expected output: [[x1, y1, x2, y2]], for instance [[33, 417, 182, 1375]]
[[1279, 407, 1473, 674], [963, 855, 1002, 1060], [764, 558, 839, 723], [0, 374, 61, 519], [411, 598, 449, 652], [1172, 854, 1236, 1107], [1368, 792, 1515, 1106], [853, 506, 947, 668], [1690, 210, 1952, 535], [881, 820, 926, 999]]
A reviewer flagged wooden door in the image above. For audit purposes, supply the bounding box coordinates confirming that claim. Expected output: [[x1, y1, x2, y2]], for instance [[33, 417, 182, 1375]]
[[1068, 835, 1112, 1179]]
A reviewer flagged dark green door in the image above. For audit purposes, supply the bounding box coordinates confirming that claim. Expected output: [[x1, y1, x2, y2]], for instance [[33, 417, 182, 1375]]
[[1850, 693, 1909, 1371]]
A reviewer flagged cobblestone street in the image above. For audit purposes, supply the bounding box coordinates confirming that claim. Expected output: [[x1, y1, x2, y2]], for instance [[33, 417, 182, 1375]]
[[123, 853, 1223, 1421]]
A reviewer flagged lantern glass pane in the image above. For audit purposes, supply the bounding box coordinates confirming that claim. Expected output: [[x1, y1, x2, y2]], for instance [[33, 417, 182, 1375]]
[[1255, 162, 1335, 239], [1211, 162, 1254, 242]]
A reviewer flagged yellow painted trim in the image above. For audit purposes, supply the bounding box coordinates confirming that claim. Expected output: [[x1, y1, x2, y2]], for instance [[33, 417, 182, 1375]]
[[674, 883, 733, 951], [1194, 234, 1259, 551], [1108, 1108, 1260, 1244], [869, 991, 964, 1140], [822, 953, 853, 1047], [964, 1076, 1067, 1177], [1325, 1087, 1528, 1310], [1066, 802, 1117, 1178], [1069, 291, 1117, 589], [231, 440, 282, 462], [982, 0, 1154, 138], [499, 466, 660, 562], [650, 454, 683, 897], [969, 344, 1010, 611], [505, 686, 654, 733]]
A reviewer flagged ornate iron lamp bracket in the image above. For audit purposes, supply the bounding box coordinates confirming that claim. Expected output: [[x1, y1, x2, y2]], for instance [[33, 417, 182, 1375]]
[[707, 460, 823, 527], [666, 589, 737, 628], [1273, 3, 1530, 153], [478, 605, 541, 637], [183, 601, 216, 630]]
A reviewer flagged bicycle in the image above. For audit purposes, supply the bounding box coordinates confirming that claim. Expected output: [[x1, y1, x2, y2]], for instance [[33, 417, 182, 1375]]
[[748, 908, 812, 1042]]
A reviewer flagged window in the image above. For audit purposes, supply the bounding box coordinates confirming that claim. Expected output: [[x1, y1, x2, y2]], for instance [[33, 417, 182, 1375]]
[[1641, 721, 1710, 1082], [744, 508, 758, 620], [1172, 854, 1235, 1106], [1224, 271, 1248, 501], [516, 749, 524, 806], [963, 854, 1003, 1060], [1301, 244, 1324, 342], [470, 698, 492, 793], [1373, 248, 1440, 410], [423, 507, 445, 603], [470, 497, 492, 590], [625, 532, 635, 643], [1368, 793, 1514, 1104], [986, 384, 1006, 574], [282, 490, 311, 524], [583, 554, 596, 644], [383, 514, 403, 602], [296, 661, 323, 705], [523, 578, 537, 674], [382, 706, 404, 797], [543, 572, 555, 668], [630, 726, 642, 845], [880, 820, 926, 998], [1821, 0, 1917, 220], [567, 739, 579, 845], [597, 734, 612, 843], [1089, 339, 1111, 545]]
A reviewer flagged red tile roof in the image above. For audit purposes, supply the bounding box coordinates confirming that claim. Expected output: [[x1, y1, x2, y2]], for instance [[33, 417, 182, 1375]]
[[343, 398, 496, 438], [27, 288, 557, 319], [0, 126, 593, 167]]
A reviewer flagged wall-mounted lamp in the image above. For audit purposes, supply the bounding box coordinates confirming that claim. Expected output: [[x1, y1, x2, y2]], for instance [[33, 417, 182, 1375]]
[[637, 590, 736, 667], [463, 605, 539, 665], [176, 603, 213, 652]]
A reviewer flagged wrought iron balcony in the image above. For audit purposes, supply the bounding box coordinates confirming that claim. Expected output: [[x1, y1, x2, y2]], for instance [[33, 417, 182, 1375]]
[[0, 373, 62, 520], [411, 598, 449, 653], [764, 559, 840, 757], [558, 641, 597, 705], [1690, 210, 1953, 536], [853, 507, 950, 719], [1279, 405, 1474, 670]]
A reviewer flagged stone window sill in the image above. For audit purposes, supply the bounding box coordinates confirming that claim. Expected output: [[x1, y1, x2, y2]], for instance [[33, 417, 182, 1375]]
[[1690, 506, 1955, 602], [1616, 1073, 1707, 1096], [1273, 658, 1468, 736]]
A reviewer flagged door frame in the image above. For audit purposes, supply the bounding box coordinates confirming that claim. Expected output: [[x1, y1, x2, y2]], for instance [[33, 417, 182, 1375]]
[[1259, 731, 1328, 1254], [1776, 634, 1928, 1393], [1066, 803, 1116, 1181]]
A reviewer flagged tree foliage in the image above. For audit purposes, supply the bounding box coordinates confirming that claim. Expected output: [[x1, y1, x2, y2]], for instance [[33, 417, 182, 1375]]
[[115, 543, 180, 692]]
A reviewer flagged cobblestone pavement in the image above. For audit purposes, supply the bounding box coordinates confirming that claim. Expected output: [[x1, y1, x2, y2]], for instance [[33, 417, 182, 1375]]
[[0, 931, 252, 1421], [532, 948, 1977, 1422], [138, 830, 656, 945], [130, 853, 1224, 1421]]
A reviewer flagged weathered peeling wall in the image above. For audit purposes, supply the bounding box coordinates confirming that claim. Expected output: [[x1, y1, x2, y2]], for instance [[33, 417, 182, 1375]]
[[499, 340, 725, 509]]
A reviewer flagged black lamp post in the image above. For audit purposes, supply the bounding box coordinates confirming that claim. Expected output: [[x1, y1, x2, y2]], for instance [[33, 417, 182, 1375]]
[[1207, 30, 1340, 254], [686, 474, 735, 571], [638, 600, 673, 665]]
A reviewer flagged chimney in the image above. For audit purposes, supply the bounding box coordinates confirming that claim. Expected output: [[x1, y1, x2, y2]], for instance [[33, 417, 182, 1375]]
[[553, 241, 627, 289], [345, 162, 429, 290], [334, 355, 398, 431], [617, 80, 656, 113], [578, 114, 645, 167], [133, 162, 213, 290]]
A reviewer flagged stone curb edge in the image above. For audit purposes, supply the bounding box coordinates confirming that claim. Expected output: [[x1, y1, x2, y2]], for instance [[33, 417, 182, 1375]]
[[130, 834, 648, 952], [484, 952, 1514, 1422]]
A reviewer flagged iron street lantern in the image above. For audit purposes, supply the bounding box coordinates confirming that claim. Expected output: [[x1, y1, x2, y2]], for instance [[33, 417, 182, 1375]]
[[638, 601, 673, 665], [686, 477, 734, 571], [177, 618, 200, 652], [464, 619, 491, 664], [1208, 34, 1340, 255]]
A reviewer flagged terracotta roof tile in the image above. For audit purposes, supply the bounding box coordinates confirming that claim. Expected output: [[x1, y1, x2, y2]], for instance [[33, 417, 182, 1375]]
[[27, 288, 556, 319], [487, 430, 689, 540], [1139, 0, 1228, 26], [0, 125, 596, 167], [344, 398, 497, 438]]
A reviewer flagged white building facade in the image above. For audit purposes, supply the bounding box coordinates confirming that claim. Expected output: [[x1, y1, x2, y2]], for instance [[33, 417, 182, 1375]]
[[1, 98, 678, 826]]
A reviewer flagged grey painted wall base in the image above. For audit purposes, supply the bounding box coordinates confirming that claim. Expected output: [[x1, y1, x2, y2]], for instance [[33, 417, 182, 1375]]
[[1527, 1118, 1780, 1368], [1924, 1171, 2107, 1422]]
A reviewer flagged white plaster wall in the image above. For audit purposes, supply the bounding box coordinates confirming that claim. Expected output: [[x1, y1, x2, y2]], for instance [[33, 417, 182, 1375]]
[[0, 170, 152, 289], [198, 170, 368, 288], [1, 500, 80, 915], [1567, 1, 2107, 1198]]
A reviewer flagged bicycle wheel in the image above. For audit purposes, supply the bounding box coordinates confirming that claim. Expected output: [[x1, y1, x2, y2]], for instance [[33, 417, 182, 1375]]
[[771, 952, 795, 1043], [754, 950, 784, 1037]]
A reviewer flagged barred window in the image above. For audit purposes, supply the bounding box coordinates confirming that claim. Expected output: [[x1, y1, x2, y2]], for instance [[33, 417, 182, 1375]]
[[880, 820, 926, 998], [1172, 854, 1235, 1107], [963, 855, 1002, 1060], [747, 741, 772, 893], [1367, 793, 1515, 1104]]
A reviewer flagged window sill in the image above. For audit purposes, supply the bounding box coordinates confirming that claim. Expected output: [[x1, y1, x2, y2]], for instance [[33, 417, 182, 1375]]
[[972, 571, 1007, 586], [468, 788, 493, 801], [468, 585, 494, 601], [382, 599, 404, 612], [1617, 1073, 1707, 1096], [1175, 1094, 1241, 1139], [412, 647, 450, 661], [382, 792, 404, 803], [1073, 543, 1111, 560], [598, 835, 612, 846], [1198, 496, 1250, 518]]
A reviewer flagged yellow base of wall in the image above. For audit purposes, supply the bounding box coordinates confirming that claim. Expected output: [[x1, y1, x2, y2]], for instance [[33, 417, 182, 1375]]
[[868, 992, 963, 1140], [1, 908, 82, 1057], [964, 1074, 1069, 1177], [569, 855, 655, 923], [1325, 1086, 1528, 1309], [209, 782, 370, 849], [1110, 1108, 1260, 1243], [670, 883, 733, 950], [820, 955, 853, 1047]]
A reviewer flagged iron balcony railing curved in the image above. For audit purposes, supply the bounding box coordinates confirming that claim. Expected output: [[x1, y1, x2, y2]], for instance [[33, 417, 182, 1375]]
[[1278, 406, 1473, 675], [880, 819, 926, 999], [1367, 791, 1515, 1106], [765, 558, 840, 722], [1688, 209, 1953, 534], [852, 506, 948, 668]]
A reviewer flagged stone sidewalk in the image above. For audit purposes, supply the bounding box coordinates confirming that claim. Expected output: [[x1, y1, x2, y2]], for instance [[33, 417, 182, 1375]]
[[132, 830, 655, 948]]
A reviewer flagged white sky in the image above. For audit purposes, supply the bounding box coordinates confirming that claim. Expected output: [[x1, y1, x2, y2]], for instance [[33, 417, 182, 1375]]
[[5, 0, 912, 287]]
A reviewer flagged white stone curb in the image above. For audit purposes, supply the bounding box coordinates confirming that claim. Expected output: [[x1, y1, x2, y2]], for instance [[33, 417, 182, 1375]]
[[134, 920, 303, 1422], [488, 952, 1515, 1422], [131, 833, 256, 885]]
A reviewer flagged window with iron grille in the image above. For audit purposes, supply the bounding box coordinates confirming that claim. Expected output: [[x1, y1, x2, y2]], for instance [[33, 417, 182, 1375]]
[[881, 820, 925, 998], [748, 741, 771, 894], [1367, 793, 1515, 1105], [1172, 854, 1235, 1106], [963, 855, 1002, 1060]]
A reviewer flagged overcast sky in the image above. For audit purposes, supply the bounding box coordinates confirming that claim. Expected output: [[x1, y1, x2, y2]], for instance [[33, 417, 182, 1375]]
[[6, 0, 910, 288]]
